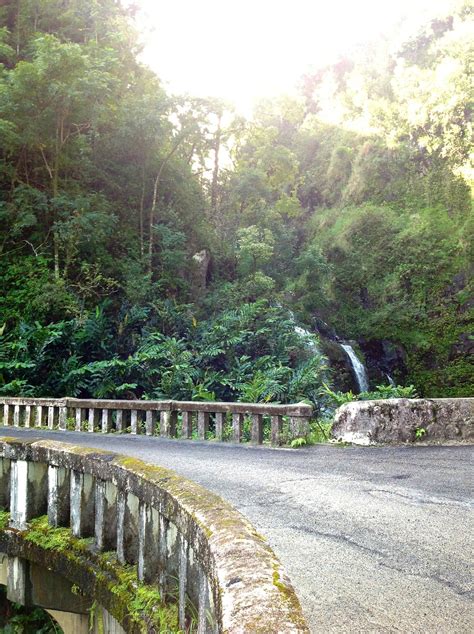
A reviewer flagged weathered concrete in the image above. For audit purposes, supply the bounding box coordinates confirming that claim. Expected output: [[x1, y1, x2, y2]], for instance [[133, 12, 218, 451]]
[[0, 553, 124, 633], [0, 437, 308, 633], [4, 428, 472, 633], [332, 397, 474, 445], [0, 397, 313, 444]]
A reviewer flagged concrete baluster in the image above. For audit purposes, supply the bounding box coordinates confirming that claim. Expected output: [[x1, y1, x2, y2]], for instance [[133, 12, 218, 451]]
[[290, 416, 310, 440], [88, 408, 99, 433], [13, 405, 21, 427], [24, 405, 32, 428], [181, 411, 193, 439], [131, 409, 139, 434], [232, 413, 244, 443], [3, 404, 11, 426], [215, 413, 225, 441], [197, 412, 209, 440], [35, 405, 44, 427], [94, 479, 117, 551], [145, 410, 156, 436], [58, 406, 68, 431], [7, 557, 30, 606], [116, 490, 139, 565], [10, 459, 48, 530], [48, 406, 58, 429], [47, 465, 70, 527], [70, 471, 95, 537], [101, 409, 111, 433], [178, 534, 189, 631], [75, 408, 86, 431], [115, 409, 124, 432], [197, 567, 212, 634], [251, 413, 263, 444], [160, 411, 177, 438], [137, 503, 160, 584], [271, 415, 283, 446], [0, 458, 11, 509]]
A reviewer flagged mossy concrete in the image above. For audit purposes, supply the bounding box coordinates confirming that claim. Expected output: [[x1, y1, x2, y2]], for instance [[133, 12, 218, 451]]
[[332, 397, 474, 445], [0, 437, 309, 633]]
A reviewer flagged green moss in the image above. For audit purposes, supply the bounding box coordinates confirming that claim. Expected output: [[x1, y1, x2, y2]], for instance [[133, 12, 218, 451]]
[[8, 516, 181, 633], [272, 565, 308, 630], [0, 509, 10, 530]]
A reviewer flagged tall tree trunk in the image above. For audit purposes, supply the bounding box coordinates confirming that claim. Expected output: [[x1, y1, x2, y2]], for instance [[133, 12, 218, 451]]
[[139, 164, 145, 257], [147, 136, 187, 275], [211, 112, 222, 215]]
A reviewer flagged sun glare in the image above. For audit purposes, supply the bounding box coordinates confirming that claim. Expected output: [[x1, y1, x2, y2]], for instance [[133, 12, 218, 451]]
[[136, 0, 452, 114]]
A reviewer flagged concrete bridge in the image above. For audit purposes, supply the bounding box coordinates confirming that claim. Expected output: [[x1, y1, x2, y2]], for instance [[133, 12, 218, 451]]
[[0, 398, 473, 632]]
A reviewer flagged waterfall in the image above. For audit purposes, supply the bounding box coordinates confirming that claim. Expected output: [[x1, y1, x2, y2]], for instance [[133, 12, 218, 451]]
[[386, 373, 396, 387], [341, 344, 370, 393], [294, 325, 320, 352]]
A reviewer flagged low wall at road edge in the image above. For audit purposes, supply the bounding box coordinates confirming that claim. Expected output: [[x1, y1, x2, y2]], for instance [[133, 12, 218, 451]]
[[0, 438, 308, 633], [332, 398, 474, 445]]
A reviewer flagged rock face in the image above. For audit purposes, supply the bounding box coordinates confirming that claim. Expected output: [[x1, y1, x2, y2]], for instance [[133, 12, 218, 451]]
[[191, 249, 211, 296], [332, 398, 474, 445]]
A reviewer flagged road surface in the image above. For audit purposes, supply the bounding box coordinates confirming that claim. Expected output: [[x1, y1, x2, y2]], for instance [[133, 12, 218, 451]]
[[3, 428, 473, 633]]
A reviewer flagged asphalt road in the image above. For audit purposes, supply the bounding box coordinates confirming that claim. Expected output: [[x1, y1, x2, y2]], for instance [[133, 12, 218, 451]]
[[3, 428, 473, 633]]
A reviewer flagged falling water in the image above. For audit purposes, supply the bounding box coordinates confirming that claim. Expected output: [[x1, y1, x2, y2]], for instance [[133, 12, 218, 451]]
[[341, 344, 370, 393], [386, 373, 396, 387], [294, 325, 320, 352]]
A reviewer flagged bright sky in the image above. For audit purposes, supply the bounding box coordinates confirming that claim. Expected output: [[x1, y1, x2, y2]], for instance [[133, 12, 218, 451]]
[[135, 0, 452, 115]]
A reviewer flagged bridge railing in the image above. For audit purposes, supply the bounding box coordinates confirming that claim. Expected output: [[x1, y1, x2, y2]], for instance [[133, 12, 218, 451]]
[[0, 438, 309, 633], [0, 397, 313, 444]]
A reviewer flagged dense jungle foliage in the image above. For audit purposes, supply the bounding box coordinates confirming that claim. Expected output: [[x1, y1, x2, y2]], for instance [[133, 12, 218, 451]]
[[0, 0, 472, 405]]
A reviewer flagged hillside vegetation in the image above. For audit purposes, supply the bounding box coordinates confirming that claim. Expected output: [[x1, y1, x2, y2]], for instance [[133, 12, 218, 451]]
[[0, 0, 472, 404]]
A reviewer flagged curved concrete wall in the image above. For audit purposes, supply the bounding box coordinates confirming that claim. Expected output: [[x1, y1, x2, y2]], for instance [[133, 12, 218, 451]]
[[0, 437, 308, 633]]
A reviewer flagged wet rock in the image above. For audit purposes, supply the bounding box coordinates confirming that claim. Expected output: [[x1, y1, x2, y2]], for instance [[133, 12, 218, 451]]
[[191, 249, 211, 296], [332, 398, 474, 444]]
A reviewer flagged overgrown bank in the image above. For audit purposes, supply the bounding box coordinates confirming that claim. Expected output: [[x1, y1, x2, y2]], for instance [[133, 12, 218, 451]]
[[0, 1, 472, 402]]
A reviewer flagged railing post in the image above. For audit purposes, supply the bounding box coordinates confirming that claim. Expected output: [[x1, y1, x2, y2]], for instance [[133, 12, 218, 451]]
[[75, 408, 86, 431], [271, 415, 283, 446], [101, 409, 111, 433], [145, 410, 156, 436], [131, 409, 139, 434], [117, 490, 139, 565], [197, 412, 209, 440], [7, 558, 30, 605], [138, 502, 160, 584], [35, 405, 44, 427], [88, 408, 99, 433], [10, 459, 48, 530], [3, 404, 11, 426], [95, 479, 117, 551], [48, 406, 58, 429], [160, 411, 177, 438], [115, 409, 124, 432], [178, 534, 189, 631], [48, 465, 70, 526], [251, 414, 263, 444], [290, 416, 310, 440], [232, 413, 244, 443], [0, 458, 11, 509], [13, 404, 21, 427], [58, 406, 67, 430], [24, 405, 32, 428], [181, 412, 193, 439], [70, 471, 95, 538], [197, 567, 211, 634], [215, 412, 225, 441]]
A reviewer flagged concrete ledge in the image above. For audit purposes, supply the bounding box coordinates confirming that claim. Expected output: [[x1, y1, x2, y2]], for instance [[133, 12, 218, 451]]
[[332, 398, 474, 445], [0, 438, 308, 633]]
